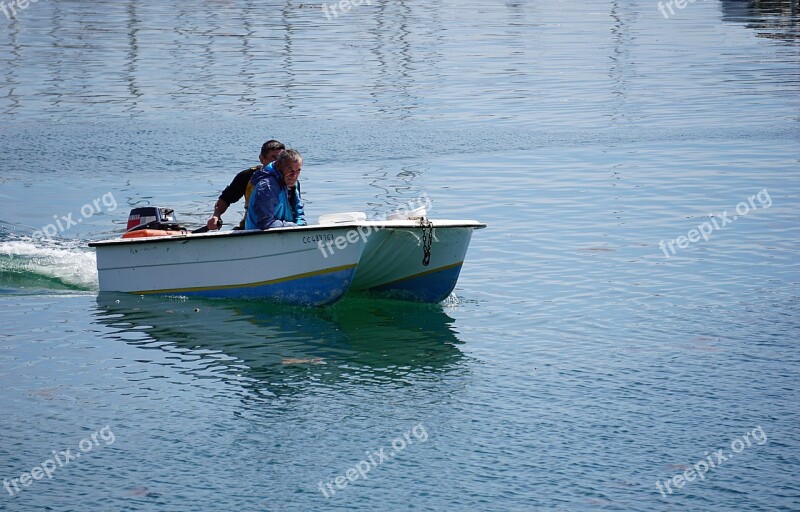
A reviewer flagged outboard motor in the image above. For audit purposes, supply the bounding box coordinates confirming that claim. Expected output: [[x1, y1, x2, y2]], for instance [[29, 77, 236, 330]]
[[125, 207, 185, 232]]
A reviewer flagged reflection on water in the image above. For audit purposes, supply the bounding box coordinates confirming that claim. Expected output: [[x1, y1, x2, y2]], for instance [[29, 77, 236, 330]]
[[721, 0, 800, 45], [93, 294, 465, 400], [3, 0, 796, 124]]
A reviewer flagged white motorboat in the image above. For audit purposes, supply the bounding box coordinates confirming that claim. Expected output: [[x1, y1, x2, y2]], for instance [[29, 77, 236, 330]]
[[89, 207, 486, 306], [89, 207, 367, 306]]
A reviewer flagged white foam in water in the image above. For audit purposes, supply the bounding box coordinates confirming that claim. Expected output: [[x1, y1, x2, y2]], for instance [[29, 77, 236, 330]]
[[0, 238, 99, 290]]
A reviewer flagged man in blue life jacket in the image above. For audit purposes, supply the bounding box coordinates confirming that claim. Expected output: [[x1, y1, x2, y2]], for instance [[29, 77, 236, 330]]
[[245, 149, 307, 229], [206, 139, 285, 231]]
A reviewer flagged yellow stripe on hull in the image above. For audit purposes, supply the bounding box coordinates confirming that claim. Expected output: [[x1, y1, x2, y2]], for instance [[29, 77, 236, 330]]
[[134, 264, 357, 295]]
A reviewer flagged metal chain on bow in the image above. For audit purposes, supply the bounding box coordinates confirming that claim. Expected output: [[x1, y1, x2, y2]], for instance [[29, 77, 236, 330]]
[[420, 218, 433, 266]]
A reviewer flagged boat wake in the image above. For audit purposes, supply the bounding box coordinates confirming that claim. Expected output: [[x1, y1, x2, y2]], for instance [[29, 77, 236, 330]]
[[0, 237, 99, 293]]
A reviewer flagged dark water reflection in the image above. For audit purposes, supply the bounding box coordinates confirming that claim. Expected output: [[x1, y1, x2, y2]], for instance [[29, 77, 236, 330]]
[[722, 0, 799, 17], [93, 294, 465, 401], [721, 0, 800, 44]]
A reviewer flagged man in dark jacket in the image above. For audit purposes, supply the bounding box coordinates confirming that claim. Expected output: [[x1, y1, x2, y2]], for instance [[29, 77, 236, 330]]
[[206, 140, 285, 230]]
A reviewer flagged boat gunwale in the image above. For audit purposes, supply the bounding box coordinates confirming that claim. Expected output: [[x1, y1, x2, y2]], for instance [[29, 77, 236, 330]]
[[88, 220, 487, 247]]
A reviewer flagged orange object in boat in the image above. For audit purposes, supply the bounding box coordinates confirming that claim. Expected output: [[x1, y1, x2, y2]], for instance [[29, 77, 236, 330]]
[[121, 229, 186, 239]]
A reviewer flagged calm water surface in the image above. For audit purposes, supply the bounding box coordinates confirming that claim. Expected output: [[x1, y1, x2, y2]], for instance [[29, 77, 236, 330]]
[[1, 1, 799, 510]]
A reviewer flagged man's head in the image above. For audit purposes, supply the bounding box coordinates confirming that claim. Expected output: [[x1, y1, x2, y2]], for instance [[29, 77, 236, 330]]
[[259, 140, 285, 166], [275, 149, 303, 188]]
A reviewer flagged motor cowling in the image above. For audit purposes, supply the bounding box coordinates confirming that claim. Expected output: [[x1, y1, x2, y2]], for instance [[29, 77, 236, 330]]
[[125, 207, 185, 232]]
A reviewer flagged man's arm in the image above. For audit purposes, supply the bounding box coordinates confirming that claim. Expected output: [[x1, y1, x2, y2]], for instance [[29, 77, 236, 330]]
[[206, 198, 228, 230], [207, 167, 259, 230]]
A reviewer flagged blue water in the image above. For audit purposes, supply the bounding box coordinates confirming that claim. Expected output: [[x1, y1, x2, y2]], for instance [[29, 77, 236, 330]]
[[2, 1, 799, 510]]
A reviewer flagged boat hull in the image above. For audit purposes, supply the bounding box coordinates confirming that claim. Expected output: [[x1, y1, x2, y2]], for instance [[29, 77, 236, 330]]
[[90, 226, 367, 306], [349, 220, 483, 302]]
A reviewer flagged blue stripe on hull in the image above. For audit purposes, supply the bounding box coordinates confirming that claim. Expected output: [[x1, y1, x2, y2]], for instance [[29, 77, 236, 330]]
[[367, 263, 464, 303], [176, 267, 356, 306]]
